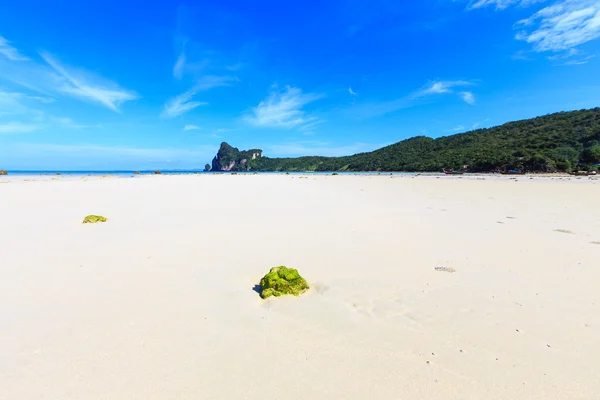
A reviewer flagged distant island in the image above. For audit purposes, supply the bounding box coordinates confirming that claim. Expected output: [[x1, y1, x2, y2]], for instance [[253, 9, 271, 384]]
[[208, 108, 600, 173]]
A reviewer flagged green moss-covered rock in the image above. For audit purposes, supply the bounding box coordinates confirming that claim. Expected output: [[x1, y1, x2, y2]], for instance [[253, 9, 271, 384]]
[[259, 266, 309, 299], [82, 215, 107, 224]]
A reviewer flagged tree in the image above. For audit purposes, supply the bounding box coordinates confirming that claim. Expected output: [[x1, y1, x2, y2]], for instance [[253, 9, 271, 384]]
[[582, 145, 600, 164], [550, 147, 580, 171]]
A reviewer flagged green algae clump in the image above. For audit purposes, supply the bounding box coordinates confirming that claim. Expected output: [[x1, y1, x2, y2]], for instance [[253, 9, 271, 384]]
[[259, 266, 309, 299], [82, 215, 107, 224]]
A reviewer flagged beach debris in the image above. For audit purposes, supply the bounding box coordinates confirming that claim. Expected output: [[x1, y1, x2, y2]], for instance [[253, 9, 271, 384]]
[[259, 266, 309, 299], [0, 170, 7, 175], [434, 266, 456, 273], [554, 229, 574, 234], [82, 215, 108, 224]]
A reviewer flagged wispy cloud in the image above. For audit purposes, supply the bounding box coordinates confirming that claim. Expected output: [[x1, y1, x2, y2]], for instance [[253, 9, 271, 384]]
[[469, 1, 600, 54], [349, 87, 358, 96], [0, 121, 42, 133], [515, 0, 600, 52], [459, 91, 476, 105], [348, 80, 475, 118], [511, 49, 534, 60], [39, 52, 138, 112], [0, 36, 29, 61], [244, 86, 324, 129], [161, 89, 208, 119], [0, 37, 138, 112], [173, 52, 186, 79], [50, 116, 92, 129], [450, 125, 466, 132], [416, 80, 473, 96], [183, 124, 201, 131], [161, 75, 235, 118], [467, 0, 546, 10], [0, 90, 51, 118]]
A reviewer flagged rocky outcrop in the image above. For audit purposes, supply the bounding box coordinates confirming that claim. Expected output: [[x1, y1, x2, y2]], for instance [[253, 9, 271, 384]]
[[259, 266, 309, 299], [211, 142, 263, 171], [0, 170, 7, 175], [82, 215, 107, 224]]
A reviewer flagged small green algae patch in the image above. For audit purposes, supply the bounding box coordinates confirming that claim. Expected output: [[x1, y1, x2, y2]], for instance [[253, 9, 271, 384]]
[[259, 266, 309, 299], [82, 215, 107, 224]]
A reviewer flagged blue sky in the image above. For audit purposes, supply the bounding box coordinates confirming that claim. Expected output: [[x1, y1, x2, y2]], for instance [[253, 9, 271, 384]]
[[1, 0, 599, 170]]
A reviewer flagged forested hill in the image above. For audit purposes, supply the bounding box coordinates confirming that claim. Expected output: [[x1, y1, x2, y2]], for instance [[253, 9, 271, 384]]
[[210, 108, 600, 172]]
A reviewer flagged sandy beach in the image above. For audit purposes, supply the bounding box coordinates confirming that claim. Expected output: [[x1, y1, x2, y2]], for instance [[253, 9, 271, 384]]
[[1, 173, 599, 399]]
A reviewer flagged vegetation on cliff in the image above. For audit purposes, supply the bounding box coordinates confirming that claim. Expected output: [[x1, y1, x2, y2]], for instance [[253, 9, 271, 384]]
[[211, 108, 600, 172]]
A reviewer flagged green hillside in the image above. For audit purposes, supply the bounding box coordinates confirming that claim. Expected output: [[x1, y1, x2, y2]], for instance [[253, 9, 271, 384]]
[[211, 108, 600, 172]]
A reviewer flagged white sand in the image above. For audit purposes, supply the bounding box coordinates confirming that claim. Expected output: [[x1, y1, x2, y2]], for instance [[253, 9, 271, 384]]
[[1, 174, 599, 399]]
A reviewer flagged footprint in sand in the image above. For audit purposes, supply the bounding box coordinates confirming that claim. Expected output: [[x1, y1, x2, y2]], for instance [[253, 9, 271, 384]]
[[347, 297, 421, 326], [311, 282, 329, 295]]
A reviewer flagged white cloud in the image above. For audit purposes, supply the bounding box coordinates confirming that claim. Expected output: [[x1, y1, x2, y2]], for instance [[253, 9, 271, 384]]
[[0, 91, 52, 118], [0, 90, 54, 106], [0, 36, 29, 61], [173, 51, 186, 79], [50, 116, 91, 129], [459, 91, 476, 105], [472, 122, 481, 128], [0, 121, 42, 133], [0, 37, 137, 112], [468, 0, 546, 10], [161, 89, 208, 118], [183, 124, 201, 131], [416, 80, 473, 96], [161, 75, 235, 118], [450, 125, 466, 132], [515, 0, 600, 52], [245, 86, 324, 128], [349, 87, 357, 96], [347, 80, 475, 118], [39, 52, 138, 112]]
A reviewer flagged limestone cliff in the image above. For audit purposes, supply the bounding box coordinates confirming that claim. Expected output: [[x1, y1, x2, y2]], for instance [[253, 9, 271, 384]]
[[211, 142, 262, 171]]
